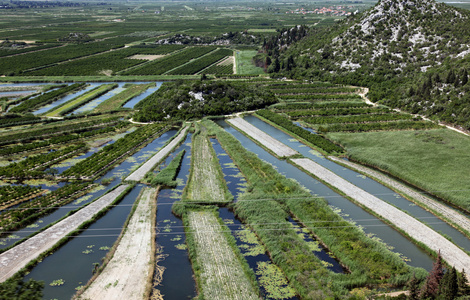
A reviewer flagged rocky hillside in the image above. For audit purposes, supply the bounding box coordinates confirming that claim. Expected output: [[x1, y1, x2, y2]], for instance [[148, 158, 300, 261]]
[[264, 0, 470, 129]]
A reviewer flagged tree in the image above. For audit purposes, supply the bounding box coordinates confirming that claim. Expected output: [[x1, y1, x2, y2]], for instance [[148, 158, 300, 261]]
[[421, 251, 444, 299], [458, 269, 470, 297], [439, 267, 458, 299], [407, 273, 420, 300], [0, 276, 43, 300]]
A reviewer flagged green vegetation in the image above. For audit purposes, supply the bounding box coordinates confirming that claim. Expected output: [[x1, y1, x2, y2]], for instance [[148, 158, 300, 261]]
[[202, 119, 425, 298], [184, 127, 231, 203], [133, 80, 276, 122], [0, 186, 43, 210], [144, 150, 185, 187], [44, 84, 117, 117], [9, 83, 86, 114], [328, 129, 470, 211], [256, 109, 344, 154], [167, 48, 233, 75], [62, 123, 167, 178], [0, 275, 43, 300], [93, 83, 156, 113], [236, 50, 265, 75]]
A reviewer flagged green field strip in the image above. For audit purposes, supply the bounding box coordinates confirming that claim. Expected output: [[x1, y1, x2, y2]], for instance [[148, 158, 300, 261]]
[[43, 83, 117, 117], [93, 83, 156, 112]]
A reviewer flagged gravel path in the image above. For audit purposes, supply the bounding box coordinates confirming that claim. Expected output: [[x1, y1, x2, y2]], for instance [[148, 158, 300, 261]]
[[0, 184, 129, 283], [328, 156, 470, 234], [79, 188, 155, 300], [227, 117, 298, 157], [125, 126, 188, 181], [291, 158, 470, 278], [188, 211, 260, 300]]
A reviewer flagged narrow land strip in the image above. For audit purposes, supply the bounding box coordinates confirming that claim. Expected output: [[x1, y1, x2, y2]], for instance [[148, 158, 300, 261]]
[[227, 117, 298, 157], [328, 156, 470, 234], [187, 211, 260, 300], [125, 126, 188, 181], [290, 158, 470, 279], [79, 187, 156, 300], [0, 184, 129, 283]]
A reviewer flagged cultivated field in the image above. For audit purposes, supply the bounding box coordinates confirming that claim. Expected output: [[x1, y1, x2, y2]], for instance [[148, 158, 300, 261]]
[[187, 210, 260, 300]]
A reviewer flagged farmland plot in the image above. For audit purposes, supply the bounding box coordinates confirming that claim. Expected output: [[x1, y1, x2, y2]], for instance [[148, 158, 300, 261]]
[[187, 210, 260, 300], [186, 129, 230, 203]]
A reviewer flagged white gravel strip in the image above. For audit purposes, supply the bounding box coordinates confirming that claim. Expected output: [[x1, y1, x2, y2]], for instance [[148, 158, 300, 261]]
[[291, 158, 470, 277], [80, 188, 155, 300], [125, 126, 188, 182], [227, 117, 298, 157], [0, 184, 129, 283], [329, 156, 470, 235]]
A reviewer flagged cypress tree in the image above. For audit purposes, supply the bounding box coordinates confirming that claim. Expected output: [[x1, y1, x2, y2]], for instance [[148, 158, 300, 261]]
[[421, 251, 444, 299], [458, 269, 470, 297], [439, 267, 458, 299]]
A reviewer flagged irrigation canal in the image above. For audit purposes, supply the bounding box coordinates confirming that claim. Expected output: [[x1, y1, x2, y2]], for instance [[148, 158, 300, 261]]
[[216, 119, 435, 270], [242, 115, 470, 254]]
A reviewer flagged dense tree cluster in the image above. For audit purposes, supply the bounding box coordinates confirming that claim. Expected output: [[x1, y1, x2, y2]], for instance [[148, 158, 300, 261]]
[[156, 31, 261, 45], [133, 80, 277, 122]]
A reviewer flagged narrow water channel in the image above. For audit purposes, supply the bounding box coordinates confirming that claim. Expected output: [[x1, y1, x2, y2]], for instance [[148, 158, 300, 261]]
[[122, 82, 163, 109], [23, 184, 144, 300], [0, 129, 178, 250], [243, 115, 470, 254], [216, 119, 434, 271], [153, 134, 197, 299]]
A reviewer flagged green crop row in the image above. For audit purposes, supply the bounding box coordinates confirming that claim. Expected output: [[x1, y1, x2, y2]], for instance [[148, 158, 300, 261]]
[[278, 94, 362, 101], [167, 48, 232, 75], [303, 113, 414, 125], [200, 64, 233, 75], [273, 102, 371, 111], [0, 114, 42, 128], [271, 87, 359, 95], [0, 116, 122, 146], [0, 185, 42, 208], [10, 83, 86, 113], [123, 46, 217, 75], [286, 107, 391, 118], [318, 120, 441, 133], [63, 123, 167, 178], [256, 109, 344, 154], [0, 182, 95, 234]]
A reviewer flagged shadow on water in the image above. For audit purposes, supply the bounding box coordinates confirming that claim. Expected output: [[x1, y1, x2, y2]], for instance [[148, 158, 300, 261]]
[[216, 119, 434, 271]]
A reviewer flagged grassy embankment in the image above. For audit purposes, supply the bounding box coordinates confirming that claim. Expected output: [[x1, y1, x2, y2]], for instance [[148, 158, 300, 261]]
[[44, 83, 117, 117], [184, 125, 232, 204], [328, 129, 470, 212], [202, 119, 426, 298], [93, 83, 156, 113]]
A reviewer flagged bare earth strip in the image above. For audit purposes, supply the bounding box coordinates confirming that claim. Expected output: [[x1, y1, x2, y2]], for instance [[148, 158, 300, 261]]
[[188, 211, 260, 300], [227, 117, 298, 157], [79, 188, 156, 300], [328, 156, 470, 234], [187, 132, 227, 202], [0, 184, 129, 283], [290, 158, 470, 279], [125, 126, 188, 181]]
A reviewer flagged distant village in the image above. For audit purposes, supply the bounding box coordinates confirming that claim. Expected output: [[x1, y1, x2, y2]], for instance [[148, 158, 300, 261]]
[[286, 6, 355, 16]]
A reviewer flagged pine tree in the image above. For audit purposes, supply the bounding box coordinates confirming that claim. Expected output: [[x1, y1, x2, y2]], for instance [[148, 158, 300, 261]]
[[421, 251, 444, 299], [439, 267, 458, 299], [407, 273, 420, 300], [458, 269, 470, 297]]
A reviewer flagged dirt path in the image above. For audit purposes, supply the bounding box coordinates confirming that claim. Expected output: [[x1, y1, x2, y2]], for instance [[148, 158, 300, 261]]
[[0, 184, 129, 283], [125, 126, 188, 181], [227, 117, 298, 157], [291, 158, 470, 280], [79, 188, 156, 300], [188, 211, 260, 300], [329, 156, 470, 234]]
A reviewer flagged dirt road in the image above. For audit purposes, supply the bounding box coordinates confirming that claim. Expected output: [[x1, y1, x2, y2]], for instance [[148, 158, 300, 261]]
[[227, 117, 298, 157], [125, 126, 188, 181], [79, 188, 156, 300]]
